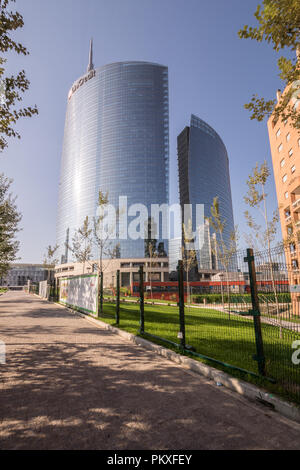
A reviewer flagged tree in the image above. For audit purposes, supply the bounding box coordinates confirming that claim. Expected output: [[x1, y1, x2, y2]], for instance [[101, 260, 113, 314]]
[[91, 190, 120, 314], [144, 216, 158, 301], [69, 216, 92, 274], [243, 165, 278, 254], [244, 160, 281, 326], [244, 161, 279, 252], [0, 0, 38, 151], [92, 191, 120, 271], [43, 244, 59, 267], [146, 240, 158, 302], [206, 197, 238, 317], [238, 0, 300, 129], [244, 210, 278, 253], [0, 173, 21, 278], [43, 244, 59, 284], [182, 219, 197, 307], [68, 192, 119, 315]]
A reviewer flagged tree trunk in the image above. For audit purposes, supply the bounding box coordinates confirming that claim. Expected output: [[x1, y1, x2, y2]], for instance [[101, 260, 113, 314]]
[[262, 184, 281, 337], [226, 268, 230, 319]]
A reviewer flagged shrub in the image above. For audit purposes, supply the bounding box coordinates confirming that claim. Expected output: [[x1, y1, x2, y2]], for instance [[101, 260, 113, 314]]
[[191, 292, 291, 304]]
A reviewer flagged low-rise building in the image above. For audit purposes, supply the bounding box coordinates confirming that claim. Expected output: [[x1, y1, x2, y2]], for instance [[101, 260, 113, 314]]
[[0, 264, 51, 287], [55, 258, 169, 288]]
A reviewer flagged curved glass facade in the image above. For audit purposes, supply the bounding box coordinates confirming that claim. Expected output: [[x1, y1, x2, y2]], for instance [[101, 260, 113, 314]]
[[57, 61, 169, 261], [178, 114, 235, 269]]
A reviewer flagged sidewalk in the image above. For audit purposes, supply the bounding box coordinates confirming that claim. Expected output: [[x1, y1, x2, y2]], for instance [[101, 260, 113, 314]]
[[0, 290, 299, 450]]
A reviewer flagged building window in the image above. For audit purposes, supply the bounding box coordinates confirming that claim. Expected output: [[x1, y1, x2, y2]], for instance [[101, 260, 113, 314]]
[[280, 158, 285, 167], [289, 148, 293, 157], [286, 133, 291, 142], [276, 128, 281, 138], [278, 143, 283, 152], [284, 119, 288, 126], [291, 165, 296, 173], [282, 174, 287, 183], [285, 191, 289, 199], [292, 259, 298, 270]]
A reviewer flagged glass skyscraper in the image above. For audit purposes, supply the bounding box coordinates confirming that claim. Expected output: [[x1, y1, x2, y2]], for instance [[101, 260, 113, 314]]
[[177, 114, 235, 270], [57, 48, 169, 262]]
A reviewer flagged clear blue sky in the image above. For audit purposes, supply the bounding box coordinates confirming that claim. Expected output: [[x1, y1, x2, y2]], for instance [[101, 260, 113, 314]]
[[1, 0, 286, 262]]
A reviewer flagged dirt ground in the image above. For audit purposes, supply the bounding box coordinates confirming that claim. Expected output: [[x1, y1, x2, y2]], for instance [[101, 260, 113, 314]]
[[0, 290, 299, 450]]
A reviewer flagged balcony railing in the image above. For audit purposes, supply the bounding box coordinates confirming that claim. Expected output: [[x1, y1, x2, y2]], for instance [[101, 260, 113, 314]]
[[285, 215, 292, 223], [289, 175, 300, 195], [292, 198, 300, 212]]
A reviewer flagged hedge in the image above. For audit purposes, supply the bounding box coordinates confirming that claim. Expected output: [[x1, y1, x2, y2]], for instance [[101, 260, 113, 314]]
[[191, 292, 291, 304]]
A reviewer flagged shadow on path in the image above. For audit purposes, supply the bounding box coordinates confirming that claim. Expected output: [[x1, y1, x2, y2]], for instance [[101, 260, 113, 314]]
[[0, 291, 299, 450]]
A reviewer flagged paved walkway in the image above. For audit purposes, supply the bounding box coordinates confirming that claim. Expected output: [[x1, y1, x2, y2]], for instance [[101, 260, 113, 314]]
[[0, 290, 300, 450]]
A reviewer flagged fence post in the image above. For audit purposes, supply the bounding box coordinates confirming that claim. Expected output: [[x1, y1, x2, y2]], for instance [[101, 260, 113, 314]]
[[55, 278, 59, 302], [139, 265, 144, 334], [244, 248, 266, 376], [116, 269, 120, 325], [50, 280, 53, 301], [98, 272, 103, 317], [177, 260, 186, 349]]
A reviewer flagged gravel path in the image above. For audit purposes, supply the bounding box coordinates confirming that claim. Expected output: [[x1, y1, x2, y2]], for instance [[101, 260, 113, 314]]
[[0, 290, 299, 450]]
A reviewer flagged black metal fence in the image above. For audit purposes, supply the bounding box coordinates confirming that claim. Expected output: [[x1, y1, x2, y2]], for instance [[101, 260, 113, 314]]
[[95, 246, 300, 404], [26, 284, 38, 295], [250, 245, 300, 402], [49, 281, 59, 302], [98, 271, 122, 324], [141, 251, 263, 377]]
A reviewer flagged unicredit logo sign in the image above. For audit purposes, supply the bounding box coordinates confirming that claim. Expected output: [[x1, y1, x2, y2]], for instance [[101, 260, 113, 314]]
[[68, 69, 96, 100]]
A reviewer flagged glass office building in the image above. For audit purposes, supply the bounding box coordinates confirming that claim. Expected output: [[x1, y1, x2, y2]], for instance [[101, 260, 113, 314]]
[[177, 115, 235, 270], [0, 264, 49, 287], [57, 56, 169, 262]]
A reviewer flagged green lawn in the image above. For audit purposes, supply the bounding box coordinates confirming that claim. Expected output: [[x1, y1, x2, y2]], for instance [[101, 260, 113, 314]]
[[97, 301, 300, 404]]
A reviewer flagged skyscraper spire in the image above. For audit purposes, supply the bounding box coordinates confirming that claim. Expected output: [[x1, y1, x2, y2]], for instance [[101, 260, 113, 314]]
[[87, 38, 94, 73]]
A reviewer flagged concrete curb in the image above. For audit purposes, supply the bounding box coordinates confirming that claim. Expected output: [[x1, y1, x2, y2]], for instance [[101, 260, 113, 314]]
[[55, 302, 300, 425]]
